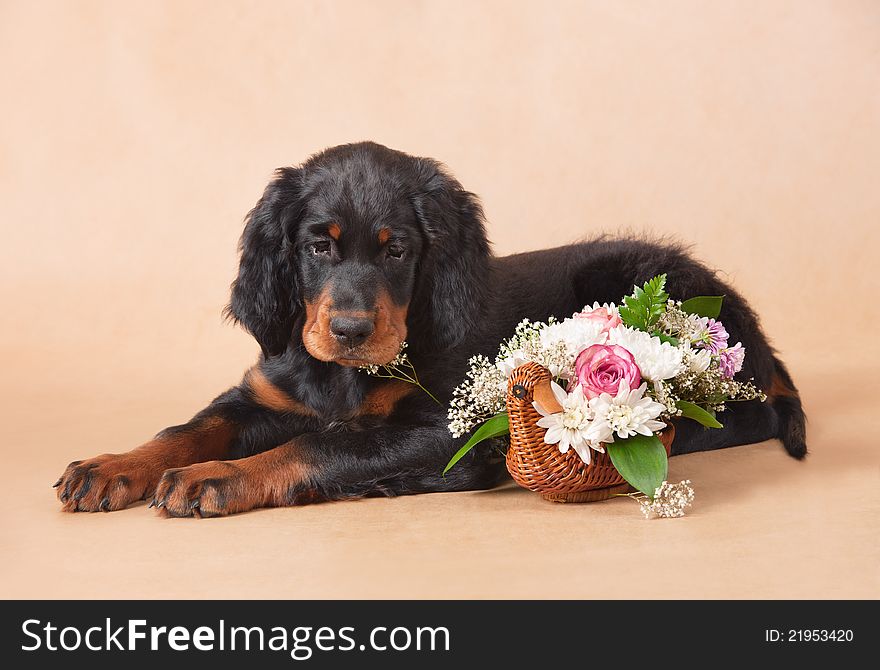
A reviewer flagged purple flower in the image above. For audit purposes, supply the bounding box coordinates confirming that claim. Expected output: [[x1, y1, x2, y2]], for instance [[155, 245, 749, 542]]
[[719, 342, 745, 378], [694, 317, 729, 353]]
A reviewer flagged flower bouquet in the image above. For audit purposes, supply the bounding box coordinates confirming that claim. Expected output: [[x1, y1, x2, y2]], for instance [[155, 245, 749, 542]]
[[443, 274, 765, 517]]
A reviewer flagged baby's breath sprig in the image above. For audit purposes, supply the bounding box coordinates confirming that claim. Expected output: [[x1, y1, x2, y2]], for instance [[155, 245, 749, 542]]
[[359, 342, 441, 405], [447, 355, 507, 438], [617, 480, 696, 518]]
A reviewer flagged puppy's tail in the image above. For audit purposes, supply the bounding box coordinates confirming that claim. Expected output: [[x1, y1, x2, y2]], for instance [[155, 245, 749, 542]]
[[770, 357, 807, 459]]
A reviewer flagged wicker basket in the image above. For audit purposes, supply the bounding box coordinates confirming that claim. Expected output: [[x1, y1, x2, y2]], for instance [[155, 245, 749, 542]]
[[506, 362, 675, 503]]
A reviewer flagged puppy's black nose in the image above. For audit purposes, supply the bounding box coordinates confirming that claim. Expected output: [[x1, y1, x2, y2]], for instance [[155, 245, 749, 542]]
[[330, 315, 375, 348]]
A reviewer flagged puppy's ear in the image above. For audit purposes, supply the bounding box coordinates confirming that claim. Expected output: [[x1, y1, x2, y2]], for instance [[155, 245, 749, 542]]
[[225, 168, 303, 358], [411, 160, 491, 350]]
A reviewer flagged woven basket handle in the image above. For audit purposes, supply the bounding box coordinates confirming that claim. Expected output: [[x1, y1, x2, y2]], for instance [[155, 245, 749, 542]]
[[505, 362, 563, 450], [509, 363, 563, 415], [506, 362, 554, 411]]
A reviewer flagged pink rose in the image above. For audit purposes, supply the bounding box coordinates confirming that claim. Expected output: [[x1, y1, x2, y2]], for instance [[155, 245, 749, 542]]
[[574, 306, 622, 334], [575, 344, 642, 399]]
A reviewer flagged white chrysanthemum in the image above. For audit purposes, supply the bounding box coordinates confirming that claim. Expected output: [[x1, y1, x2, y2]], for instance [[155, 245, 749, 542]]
[[496, 349, 530, 378], [540, 315, 607, 353], [608, 326, 684, 381], [683, 345, 712, 373], [534, 381, 605, 464], [576, 301, 620, 317], [587, 381, 667, 442], [538, 318, 607, 378]]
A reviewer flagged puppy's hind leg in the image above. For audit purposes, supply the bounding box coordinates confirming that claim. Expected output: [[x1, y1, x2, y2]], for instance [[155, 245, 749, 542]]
[[670, 356, 807, 459], [670, 400, 778, 456], [766, 357, 807, 459]]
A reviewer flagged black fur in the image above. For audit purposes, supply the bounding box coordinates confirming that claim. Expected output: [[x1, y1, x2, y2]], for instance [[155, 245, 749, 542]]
[[59, 141, 807, 514]]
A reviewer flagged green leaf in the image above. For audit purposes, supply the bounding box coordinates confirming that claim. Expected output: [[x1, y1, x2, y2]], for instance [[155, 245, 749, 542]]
[[652, 331, 679, 346], [676, 400, 723, 428], [443, 413, 510, 475], [607, 434, 668, 497], [618, 274, 669, 331], [681, 295, 724, 319]]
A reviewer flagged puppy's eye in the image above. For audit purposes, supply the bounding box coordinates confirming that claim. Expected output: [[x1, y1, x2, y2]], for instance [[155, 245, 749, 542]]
[[310, 241, 332, 256], [386, 244, 405, 259]]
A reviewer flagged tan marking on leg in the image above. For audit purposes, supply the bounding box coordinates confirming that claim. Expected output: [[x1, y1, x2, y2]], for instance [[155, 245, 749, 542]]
[[155, 440, 318, 517], [245, 439, 316, 507], [768, 372, 798, 400], [56, 416, 236, 512]]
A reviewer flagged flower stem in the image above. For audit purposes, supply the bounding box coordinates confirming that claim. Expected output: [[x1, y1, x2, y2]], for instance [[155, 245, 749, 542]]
[[417, 384, 442, 406], [374, 362, 442, 405]]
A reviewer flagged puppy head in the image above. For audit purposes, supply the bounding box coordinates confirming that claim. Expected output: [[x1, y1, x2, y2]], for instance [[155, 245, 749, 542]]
[[226, 142, 490, 364]]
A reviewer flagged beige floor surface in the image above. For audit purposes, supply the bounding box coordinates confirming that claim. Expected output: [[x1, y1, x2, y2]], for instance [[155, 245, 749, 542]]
[[2, 361, 877, 599]]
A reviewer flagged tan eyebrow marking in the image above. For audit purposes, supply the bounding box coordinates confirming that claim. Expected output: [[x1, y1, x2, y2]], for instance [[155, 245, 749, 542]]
[[377, 228, 391, 245], [328, 223, 341, 240]]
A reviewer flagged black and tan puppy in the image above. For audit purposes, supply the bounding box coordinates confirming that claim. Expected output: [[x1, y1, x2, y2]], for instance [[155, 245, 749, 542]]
[[55, 142, 806, 516]]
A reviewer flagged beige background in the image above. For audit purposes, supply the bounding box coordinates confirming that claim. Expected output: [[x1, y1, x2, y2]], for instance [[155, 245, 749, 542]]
[[1, 0, 878, 598]]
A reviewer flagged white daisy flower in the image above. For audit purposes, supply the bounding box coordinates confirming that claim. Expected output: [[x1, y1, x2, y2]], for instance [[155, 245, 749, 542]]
[[608, 325, 684, 381], [533, 381, 604, 464], [587, 380, 667, 442]]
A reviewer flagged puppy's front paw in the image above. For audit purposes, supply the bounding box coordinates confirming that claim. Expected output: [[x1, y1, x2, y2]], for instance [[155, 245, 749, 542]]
[[54, 454, 159, 512], [151, 461, 256, 518]]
